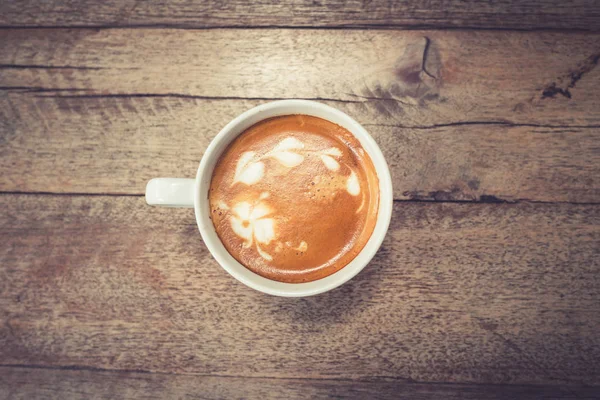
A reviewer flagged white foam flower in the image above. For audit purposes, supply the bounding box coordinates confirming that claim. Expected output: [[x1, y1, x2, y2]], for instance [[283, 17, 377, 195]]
[[230, 202, 253, 247], [318, 147, 342, 171], [272, 137, 305, 152], [230, 199, 276, 260], [271, 151, 304, 167], [269, 137, 305, 168], [235, 152, 255, 178], [233, 152, 265, 185], [346, 170, 360, 196], [319, 154, 340, 171]]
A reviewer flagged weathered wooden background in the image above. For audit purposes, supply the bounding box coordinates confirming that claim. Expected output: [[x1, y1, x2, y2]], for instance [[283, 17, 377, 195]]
[[1, 1, 600, 399]]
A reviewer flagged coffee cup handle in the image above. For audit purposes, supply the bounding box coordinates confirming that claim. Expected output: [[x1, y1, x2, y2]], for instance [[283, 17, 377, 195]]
[[145, 178, 195, 208]]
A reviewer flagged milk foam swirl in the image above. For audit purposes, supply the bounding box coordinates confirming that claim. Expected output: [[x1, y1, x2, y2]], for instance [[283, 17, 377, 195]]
[[209, 115, 379, 283], [216, 137, 362, 261]]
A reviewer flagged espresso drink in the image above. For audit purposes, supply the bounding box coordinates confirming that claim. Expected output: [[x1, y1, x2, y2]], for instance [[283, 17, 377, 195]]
[[209, 115, 379, 283]]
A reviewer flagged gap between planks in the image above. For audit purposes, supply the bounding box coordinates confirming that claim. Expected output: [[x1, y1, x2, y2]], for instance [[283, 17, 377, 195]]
[[0, 25, 597, 33], [1, 191, 600, 206], [0, 363, 594, 390], [3, 89, 600, 130]]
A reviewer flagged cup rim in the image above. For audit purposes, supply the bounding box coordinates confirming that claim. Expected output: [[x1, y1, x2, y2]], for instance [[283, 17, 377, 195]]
[[194, 100, 393, 297]]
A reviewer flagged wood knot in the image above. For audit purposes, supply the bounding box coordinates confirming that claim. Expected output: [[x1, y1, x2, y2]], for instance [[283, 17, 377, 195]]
[[350, 36, 444, 117], [540, 51, 600, 101], [392, 36, 442, 102]]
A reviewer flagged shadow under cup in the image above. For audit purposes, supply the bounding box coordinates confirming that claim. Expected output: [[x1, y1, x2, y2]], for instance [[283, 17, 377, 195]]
[[193, 100, 393, 297]]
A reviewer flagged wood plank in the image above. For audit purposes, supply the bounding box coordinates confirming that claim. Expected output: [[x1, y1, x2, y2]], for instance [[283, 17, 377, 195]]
[[1, 30, 600, 127], [1, 367, 598, 400], [1, 194, 599, 385], [2, 92, 599, 202], [2, 30, 600, 201], [1, 1, 599, 30]]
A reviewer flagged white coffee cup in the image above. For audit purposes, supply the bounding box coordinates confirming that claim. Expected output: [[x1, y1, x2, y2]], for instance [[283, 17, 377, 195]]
[[146, 100, 393, 297]]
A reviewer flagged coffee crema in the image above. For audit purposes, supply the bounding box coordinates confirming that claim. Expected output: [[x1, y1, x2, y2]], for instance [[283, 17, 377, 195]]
[[208, 115, 379, 283]]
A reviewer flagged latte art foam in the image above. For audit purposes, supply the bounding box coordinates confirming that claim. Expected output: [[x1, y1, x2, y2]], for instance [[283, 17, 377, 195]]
[[209, 115, 379, 283]]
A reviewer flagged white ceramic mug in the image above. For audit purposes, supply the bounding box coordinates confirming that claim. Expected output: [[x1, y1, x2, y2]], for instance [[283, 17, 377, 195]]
[[146, 100, 393, 297]]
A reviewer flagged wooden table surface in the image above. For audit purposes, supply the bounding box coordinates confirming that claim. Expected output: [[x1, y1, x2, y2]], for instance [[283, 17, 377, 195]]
[[2, 1, 600, 399]]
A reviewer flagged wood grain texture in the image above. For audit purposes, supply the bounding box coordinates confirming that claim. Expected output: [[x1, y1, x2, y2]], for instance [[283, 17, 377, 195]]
[[1, 29, 600, 202], [1, 194, 599, 385], [1, 30, 600, 126], [2, 94, 600, 202], [2, 3, 599, 397], [1, 367, 598, 400], [1, 0, 600, 30]]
